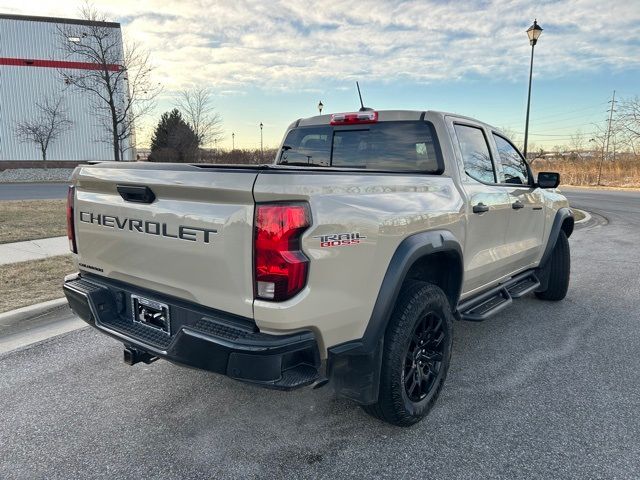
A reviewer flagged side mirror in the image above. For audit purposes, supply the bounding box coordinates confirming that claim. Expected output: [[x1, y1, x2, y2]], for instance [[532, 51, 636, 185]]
[[537, 172, 560, 189]]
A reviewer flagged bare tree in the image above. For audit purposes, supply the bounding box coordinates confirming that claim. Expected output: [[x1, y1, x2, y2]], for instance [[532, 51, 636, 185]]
[[569, 130, 585, 159], [16, 97, 73, 163], [589, 123, 610, 185], [589, 124, 607, 155], [499, 126, 523, 151], [57, 3, 159, 160], [616, 96, 640, 156], [527, 147, 544, 167], [175, 87, 223, 148]]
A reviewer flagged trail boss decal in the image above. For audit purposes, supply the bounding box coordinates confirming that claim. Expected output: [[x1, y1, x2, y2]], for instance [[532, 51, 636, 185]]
[[313, 232, 366, 248]]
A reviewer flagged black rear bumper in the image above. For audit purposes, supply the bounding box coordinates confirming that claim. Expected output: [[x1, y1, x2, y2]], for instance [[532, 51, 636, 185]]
[[63, 274, 320, 390]]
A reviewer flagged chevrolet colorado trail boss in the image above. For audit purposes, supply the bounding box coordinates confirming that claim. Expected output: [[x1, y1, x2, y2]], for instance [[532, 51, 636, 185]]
[[63, 109, 573, 426]]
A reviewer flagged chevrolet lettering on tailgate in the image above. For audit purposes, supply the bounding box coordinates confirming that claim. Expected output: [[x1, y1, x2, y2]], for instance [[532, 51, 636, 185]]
[[79, 211, 218, 243]]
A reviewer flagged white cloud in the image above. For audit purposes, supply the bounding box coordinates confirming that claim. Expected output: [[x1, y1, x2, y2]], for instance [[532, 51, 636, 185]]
[[2, 0, 639, 92], [2, 0, 638, 148]]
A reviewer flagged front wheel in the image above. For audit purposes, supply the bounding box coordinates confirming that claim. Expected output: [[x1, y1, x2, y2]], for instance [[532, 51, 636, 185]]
[[362, 281, 453, 427]]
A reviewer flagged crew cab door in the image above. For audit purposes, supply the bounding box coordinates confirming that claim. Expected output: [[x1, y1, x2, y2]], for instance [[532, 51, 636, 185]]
[[489, 132, 546, 270], [449, 121, 512, 295]]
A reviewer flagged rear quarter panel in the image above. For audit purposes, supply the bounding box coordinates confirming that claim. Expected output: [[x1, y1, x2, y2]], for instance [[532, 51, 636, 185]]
[[252, 172, 464, 354]]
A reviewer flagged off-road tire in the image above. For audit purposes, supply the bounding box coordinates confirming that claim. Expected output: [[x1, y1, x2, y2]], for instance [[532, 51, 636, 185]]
[[362, 281, 453, 427], [535, 230, 570, 301]]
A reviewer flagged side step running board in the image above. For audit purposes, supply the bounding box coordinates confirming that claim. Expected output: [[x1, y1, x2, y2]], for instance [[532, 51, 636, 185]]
[[458, 271, 540, 322], [506, 273, 540, 299], [458, 287, 512, 322]]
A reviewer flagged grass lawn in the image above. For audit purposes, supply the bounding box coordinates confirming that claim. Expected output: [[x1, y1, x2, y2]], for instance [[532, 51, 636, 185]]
[[0, 255, 75, 313], [0, 199, 66, 244]]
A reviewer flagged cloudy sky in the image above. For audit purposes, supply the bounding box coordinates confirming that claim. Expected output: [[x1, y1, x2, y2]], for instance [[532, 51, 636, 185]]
[[2, 0, 639, 149]]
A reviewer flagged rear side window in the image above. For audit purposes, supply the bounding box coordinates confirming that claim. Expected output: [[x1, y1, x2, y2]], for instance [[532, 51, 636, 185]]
[[454, 124, 495, 183], [279, 127, 332, 166], [278, 121, 442, 173]]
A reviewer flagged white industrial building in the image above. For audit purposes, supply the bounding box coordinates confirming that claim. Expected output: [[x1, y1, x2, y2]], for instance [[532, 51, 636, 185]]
[[0, 13, 133, 161]]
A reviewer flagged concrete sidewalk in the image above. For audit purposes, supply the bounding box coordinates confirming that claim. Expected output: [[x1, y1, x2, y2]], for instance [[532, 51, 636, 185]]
[[0, 236, 68, 266]]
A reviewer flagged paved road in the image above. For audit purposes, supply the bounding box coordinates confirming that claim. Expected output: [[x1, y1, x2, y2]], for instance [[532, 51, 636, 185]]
[[564, 186, 640, 219], [1, 188, 639, 479], [0, 183, 67, 200]]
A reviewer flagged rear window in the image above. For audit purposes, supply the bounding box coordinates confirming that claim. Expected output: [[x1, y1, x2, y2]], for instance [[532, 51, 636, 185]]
[[278, 121, 443, 173]]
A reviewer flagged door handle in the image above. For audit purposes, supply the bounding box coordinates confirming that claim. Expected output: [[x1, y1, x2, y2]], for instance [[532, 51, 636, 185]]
[[512, 201, 525, 210], [472, 202, 489, 214]]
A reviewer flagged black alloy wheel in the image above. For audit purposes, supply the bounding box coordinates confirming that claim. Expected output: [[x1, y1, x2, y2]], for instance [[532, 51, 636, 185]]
[[403, 312, 445, 402]]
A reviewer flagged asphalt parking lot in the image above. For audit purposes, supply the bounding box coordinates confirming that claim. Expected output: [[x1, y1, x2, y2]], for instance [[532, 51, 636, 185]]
[[1, 188, 638, 479]]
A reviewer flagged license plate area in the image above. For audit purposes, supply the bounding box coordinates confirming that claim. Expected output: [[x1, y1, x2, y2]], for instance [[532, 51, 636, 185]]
[[131, 295, 170, 335]]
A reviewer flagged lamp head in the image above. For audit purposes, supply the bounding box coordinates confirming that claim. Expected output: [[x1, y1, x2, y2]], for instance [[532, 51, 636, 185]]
[[526, 19, 543, 46]]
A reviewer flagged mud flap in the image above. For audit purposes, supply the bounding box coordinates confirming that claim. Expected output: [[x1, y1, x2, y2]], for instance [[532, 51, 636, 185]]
[[326, 338, 383, 405]]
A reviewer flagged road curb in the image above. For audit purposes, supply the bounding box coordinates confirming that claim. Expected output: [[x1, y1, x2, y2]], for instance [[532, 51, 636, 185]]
[[574, 209, 591, 224], [0, 297, 67, 325]]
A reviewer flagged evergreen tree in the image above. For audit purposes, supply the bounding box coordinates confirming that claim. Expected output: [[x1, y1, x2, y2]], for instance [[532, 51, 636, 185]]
[[149, 109, 199, 162]]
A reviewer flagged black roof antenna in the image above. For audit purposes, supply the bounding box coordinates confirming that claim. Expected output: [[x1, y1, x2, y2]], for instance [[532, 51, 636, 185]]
[[356, 81, 373, 112]]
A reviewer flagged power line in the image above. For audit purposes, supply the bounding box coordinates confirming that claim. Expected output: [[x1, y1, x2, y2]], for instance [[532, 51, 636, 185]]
[[528, 101, 608, 121], [526, 114, 604, 128], [499, 100, 608, 124], [509, 131, 594, 138], [502, 121, 604, 135]]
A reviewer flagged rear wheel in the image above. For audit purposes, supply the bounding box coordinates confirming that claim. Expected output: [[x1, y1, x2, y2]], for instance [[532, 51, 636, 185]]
[[362, 281, 453, 427], [535, 230, 570, 301]]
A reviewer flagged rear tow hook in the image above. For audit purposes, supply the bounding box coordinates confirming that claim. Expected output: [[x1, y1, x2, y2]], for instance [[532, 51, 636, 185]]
[[123, 347, 158, 366]]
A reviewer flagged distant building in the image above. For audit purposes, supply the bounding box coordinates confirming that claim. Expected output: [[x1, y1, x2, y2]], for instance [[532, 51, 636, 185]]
[[0, 14, 133, 161]]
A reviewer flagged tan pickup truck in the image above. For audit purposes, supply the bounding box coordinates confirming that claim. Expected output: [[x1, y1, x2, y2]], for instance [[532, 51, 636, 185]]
[[64, 109, 573, 426]]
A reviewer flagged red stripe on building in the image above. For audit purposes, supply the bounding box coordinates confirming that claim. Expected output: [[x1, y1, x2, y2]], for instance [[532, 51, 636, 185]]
[[0, 57, 120, 72]]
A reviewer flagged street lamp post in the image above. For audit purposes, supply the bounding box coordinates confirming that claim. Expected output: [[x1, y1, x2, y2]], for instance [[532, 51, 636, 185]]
[[523, 19, 543, 159], [318, 100, 323, 115], [260, 122, 264, 159], [232, 132, 235, 151]]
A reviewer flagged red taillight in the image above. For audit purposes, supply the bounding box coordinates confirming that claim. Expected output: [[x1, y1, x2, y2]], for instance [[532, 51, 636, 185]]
[[254, 203, 310, 301], [330, 111, 378, 125], [66, 185, 77, 253]]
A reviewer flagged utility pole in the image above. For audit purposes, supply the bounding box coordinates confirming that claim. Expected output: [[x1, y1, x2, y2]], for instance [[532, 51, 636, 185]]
[[599, 90, 616, 186], [232, 132, 235, 151]]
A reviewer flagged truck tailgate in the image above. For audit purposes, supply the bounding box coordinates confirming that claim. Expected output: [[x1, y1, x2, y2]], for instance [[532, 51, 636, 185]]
[[73, 164, 257, 319]]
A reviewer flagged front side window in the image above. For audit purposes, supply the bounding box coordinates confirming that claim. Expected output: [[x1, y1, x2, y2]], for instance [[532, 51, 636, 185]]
[[493, 134, 530, 185], [454, 124, 495, 183]]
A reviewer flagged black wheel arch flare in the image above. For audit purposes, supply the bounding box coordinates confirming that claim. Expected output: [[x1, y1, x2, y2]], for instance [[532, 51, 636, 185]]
[[327, 230, 463, 405], [539, 207, 574, 268]]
